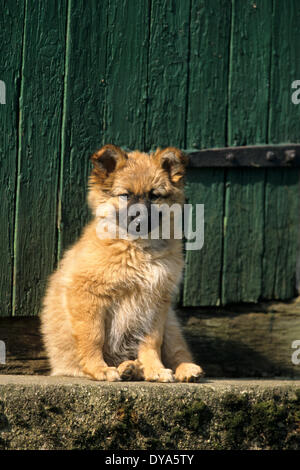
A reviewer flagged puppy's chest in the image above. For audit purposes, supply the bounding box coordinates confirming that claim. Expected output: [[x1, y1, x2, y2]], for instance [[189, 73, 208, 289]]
[[101, 251, 183, 364], [103, 260, 178, 362], [109, 262, 169, 333], [104, 293, 157, 363], [125, 254, 181, 293]]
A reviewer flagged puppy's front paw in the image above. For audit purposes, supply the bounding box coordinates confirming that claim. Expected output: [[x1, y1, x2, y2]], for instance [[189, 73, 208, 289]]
[[89, 366, 121, 382], [175, 363, 204, 383], [143, 367, 175, 383], [117, 360, 143, 381]]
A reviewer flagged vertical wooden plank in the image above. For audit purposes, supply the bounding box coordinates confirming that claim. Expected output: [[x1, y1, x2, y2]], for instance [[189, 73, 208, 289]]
[[104, 0, 150, 150], [268, 0, 300, 144], [263, 0, 300, 300], [183, 0, 231, 306], [13, 0, 67, 316], [227, 0, 272, 146], [58, 0, 108, 255], [0, 0, 25, 317], [186, 0, 231, 150], [222, 169, 265, 304], [222, 0, 272, 304], [183, 169, 225, 306], [263, 169, 299, 300], [145, 0, 191, 150]]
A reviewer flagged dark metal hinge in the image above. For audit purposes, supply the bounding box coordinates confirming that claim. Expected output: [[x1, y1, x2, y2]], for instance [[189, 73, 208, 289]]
[[187, 144, 300, 168]]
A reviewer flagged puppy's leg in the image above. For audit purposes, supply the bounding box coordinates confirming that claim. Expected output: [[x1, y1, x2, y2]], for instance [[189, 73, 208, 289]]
[[162, 309, 204, 382], [138, 304, 174, 383], [68, 286, 120, 382]]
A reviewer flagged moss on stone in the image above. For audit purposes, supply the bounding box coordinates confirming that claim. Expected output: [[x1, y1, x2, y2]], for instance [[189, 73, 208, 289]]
[[174, 400, 212, 432], [0, 378, 300, 450], [212, 389, 300, 450]]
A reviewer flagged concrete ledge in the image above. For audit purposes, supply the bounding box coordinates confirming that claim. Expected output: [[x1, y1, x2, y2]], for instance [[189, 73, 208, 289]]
[[0, 376, 300, 450]]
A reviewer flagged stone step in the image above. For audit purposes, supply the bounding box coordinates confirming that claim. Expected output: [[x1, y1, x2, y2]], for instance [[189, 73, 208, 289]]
[[0, 375, 299, 450]]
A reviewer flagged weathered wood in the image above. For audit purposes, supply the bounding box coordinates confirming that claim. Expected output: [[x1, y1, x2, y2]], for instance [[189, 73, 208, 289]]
[[221, 0, 272, 304], [222, 169, 265, 304], [263, 169, 300, 300], [0, 0, 299, 316], [186, 0, 231, 149], [268, 0, 300, 144], [227, 0, 272, 146], [180, 298, 300, 378], [0, 299, 299, 377], [145, 0, 190, 150], [13, 0, 67, 316], [297, 190, 300, 293], [183, 0, 230, 305], [104, 0, 149, 150], [0, 317, 49, 375], [58, 0, 108, 255], [0, 0, 25, 317], [183, 169, 225, 306], [262, 0, 300, 301]]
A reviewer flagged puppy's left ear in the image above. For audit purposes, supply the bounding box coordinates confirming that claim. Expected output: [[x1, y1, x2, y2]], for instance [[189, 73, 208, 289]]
[[156, 147, 188, 184]]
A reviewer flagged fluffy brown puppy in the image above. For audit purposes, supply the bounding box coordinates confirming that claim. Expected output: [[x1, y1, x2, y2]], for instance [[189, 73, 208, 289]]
[[41, 145, 204, 382]]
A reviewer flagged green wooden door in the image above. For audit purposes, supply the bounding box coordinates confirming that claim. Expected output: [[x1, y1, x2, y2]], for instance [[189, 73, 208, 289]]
[[0, 0, 299, 316]]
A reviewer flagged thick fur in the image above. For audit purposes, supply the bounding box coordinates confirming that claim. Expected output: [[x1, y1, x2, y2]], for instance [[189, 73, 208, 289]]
[[41, 145, 204, 382]]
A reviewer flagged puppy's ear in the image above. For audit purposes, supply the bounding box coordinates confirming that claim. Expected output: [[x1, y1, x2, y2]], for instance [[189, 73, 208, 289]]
[[155, 147, 188, 183], [91, 144, 128, 177]]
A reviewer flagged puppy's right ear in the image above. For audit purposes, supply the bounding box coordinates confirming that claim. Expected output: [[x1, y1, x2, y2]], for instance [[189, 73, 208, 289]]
[[91, 144, 128, 177]]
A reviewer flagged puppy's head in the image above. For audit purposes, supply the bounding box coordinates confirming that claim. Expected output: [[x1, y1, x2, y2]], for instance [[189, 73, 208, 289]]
[[88, 144, 188, 239]]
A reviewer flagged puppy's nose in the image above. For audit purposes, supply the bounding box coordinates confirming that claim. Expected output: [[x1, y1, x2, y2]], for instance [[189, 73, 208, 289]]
[[128, 214, 150, 235], [128, 215, 141, 230]]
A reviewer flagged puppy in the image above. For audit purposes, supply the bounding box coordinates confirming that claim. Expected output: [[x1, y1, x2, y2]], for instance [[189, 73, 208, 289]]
[[41, 145, 204, 382]]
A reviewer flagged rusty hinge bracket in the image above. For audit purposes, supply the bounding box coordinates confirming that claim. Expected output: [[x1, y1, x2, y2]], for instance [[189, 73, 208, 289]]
[[187, 144, 300, 168]]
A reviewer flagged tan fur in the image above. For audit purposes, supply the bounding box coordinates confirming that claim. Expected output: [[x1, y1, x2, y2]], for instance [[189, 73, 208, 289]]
[[41, 145, 204, 382]]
